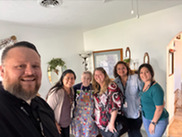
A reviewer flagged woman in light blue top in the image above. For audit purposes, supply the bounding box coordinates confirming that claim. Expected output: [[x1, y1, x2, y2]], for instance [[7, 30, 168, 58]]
[[114, 61, 143, 137], [138, 63, 169, 137]]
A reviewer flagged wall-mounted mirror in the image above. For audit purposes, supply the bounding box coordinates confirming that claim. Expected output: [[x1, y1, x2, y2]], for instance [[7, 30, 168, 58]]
[[125, 47, 131, 59], [168, 49, 174, 76], [47, 58, 66, 85], [48, 65, 63, 85], [123, 47, 131, 66], [143, 52, 150, 64]]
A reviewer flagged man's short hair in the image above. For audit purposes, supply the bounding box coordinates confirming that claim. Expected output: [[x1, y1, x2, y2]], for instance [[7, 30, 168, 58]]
[[1, 41, 40, 64]]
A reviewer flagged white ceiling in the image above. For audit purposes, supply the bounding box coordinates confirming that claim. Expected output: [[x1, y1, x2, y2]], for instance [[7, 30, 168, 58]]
[[0, 0, 182, 31]]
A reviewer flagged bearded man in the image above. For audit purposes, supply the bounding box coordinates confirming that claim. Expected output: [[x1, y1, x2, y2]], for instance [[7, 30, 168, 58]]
[[0, 41, 60, 137]]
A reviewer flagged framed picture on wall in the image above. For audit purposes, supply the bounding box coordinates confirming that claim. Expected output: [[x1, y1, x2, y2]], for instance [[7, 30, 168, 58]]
[[93, 48, 123, 79]]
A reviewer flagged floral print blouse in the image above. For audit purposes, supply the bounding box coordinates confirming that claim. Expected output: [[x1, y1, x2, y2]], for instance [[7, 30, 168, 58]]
[[93, 82, 122, 131]]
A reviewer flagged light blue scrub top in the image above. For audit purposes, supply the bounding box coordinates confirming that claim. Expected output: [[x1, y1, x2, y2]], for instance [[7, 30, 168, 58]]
[[114, 74, 143, 119]]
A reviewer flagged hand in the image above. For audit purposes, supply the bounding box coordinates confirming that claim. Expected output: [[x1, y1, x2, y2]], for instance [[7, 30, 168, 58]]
[[55, 122, 61, 134], [149, 123, 155, 134], [108, 122, 117, 133]]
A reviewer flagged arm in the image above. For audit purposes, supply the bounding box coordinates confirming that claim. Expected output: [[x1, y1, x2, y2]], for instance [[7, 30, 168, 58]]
[[55, 122, 61, 134], [46, 91, 59, 110], [149, 105, 163, 134], [107, 82, 122, 133], [149, 84, 165, 134], [108, 109, 118, 133], [149, 105, 164, 134]]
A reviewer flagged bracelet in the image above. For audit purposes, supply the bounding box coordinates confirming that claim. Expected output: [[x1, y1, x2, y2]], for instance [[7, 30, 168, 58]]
[[151, 121, 156, 126]]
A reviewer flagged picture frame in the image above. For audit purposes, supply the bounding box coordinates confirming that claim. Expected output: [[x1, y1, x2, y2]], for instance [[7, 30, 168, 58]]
[[93, 48, 123, 79]]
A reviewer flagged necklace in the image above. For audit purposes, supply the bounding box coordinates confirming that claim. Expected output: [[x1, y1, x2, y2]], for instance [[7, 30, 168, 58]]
[[143, 83, 150, 92]]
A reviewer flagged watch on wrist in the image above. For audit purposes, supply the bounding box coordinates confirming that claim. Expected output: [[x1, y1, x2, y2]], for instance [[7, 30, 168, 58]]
[[151, 121, 156, 126]]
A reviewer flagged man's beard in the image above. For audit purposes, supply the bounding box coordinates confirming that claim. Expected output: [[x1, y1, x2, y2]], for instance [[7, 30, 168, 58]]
[[5, 81, 40, 101]]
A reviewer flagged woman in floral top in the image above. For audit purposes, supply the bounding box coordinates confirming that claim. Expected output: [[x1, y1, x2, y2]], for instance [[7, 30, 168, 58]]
[[71, 71, 98, 137], [92, 67, 122, 137]]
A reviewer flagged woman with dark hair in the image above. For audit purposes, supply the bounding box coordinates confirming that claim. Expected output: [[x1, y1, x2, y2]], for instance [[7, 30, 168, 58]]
[[92, 67, 123, 137], [47, 69, 76, 137], [138, 64, 169, 137], [113, 61, 143, 137]]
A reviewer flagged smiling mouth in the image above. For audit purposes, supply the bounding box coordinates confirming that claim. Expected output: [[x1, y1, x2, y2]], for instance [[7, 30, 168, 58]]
[[21, 78, 36, 82]]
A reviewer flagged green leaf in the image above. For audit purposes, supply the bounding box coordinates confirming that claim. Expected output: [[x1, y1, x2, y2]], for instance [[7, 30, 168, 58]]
[[48, 58, 66, 72]]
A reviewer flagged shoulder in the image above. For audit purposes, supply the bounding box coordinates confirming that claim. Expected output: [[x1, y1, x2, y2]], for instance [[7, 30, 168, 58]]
[[114, 77, 121, 85], [114, 76, 120, 82], [73, 83, 82, 90], [108, 81, 118, 91], [33, 96, 53, 110], [32, 97, 56, 123], [152, 83, 163, 90], [47, 88, 65, 99], [129, 74, 143, 86], [128, 74, 138, 81], [151, 83, 164, 94]]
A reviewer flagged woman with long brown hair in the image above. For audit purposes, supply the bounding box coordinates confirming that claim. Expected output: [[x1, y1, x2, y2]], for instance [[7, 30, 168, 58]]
[[113, 61, 143, 137], [92, 67, 123, 137], [46, 69, 76, 137]]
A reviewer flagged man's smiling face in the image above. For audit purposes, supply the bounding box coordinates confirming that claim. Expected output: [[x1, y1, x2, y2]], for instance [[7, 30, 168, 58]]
[[1, 47, 42, 101]]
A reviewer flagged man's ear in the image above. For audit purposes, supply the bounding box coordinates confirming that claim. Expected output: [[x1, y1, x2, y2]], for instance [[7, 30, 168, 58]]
[[0, 65, 4, 78]]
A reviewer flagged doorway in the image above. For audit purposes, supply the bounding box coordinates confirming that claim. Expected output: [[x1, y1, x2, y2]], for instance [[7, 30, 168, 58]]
[[167, 32, 182, 137]]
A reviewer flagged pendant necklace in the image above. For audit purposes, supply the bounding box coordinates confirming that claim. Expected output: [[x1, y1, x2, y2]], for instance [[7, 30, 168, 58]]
[[143, 83, 151, 92]]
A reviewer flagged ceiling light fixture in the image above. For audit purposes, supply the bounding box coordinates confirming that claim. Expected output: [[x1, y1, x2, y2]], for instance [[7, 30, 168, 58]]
[[136, 0, 140, 18], [131, 0, 140, 18], [38, 0, 62, 8], [131, 0, 134, 15]]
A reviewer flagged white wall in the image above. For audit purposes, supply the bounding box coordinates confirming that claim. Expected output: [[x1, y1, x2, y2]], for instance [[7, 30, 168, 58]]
[[0, 22, 85, 98], [174, 40, 182, 91], [83, 5, 182, 123], [84, 4, 182, 98], [166, 40, 175, 121]]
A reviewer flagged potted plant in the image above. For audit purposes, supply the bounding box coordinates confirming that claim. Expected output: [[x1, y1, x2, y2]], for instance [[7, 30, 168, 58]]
[[123, 58, 130, 63], [48, 58, 66, 75]]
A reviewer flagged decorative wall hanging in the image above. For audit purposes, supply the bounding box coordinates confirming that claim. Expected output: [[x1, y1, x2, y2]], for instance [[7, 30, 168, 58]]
[[93, 48, 123, 79], [143, 52, 150, 64], [47, 58, 65, 74], [0, 35, 17, 50], [168, 49, 174, 76], [123, 47, 131, 65], [47, 58, 66, 85], [79, 51, 92, 71]]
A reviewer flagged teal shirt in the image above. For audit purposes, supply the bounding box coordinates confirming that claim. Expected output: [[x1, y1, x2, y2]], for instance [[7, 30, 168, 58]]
[[140, 83, 169, 120]]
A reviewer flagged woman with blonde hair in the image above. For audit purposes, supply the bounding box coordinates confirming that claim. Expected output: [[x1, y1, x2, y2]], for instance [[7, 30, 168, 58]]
[[92, 67, 124, 137]]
